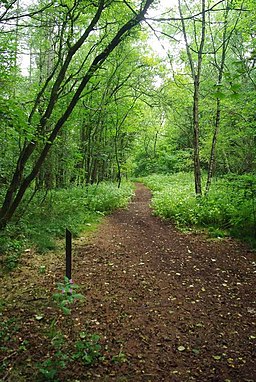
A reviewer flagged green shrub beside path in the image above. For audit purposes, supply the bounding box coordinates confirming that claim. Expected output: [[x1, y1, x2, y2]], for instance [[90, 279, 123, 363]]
[[141, 173, 256, 245]]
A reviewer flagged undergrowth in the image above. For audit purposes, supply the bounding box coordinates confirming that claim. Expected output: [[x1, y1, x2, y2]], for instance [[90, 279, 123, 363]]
[[141, 172, 256, 246], [0, 276, 113, 381], [0, 181, 134, 270]]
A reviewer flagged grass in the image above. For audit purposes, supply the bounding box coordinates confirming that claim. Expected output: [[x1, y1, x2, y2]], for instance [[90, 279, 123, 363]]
[[141, 172, 256, 246], [0, 181, 134, 270]]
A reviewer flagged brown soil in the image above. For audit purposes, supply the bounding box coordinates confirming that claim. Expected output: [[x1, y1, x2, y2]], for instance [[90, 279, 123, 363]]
[[1, 183, 256, 381]]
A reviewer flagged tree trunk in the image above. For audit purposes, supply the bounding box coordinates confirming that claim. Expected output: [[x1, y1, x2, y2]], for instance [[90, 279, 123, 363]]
[[193, 75, 202, 195], [178, 0, 206, 196], [0, 0, 155, 229], [205, 98, 221, 194], [222, 149, 231, 173], [114, 127, 122, 188], [205, 5, 239, 193]]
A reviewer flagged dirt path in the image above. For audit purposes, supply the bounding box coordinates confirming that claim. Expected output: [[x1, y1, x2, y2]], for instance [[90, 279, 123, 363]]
[[71, 183, 256, 381]]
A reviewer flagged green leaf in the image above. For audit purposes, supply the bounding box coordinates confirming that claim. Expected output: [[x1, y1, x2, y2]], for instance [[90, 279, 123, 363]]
[[62, 306, 71, 315], [73, 293, 84, 300], [212, 91, 226, 99], [229, 93, 241, 100], [230, 83, 241, 92], [79, 331, 87, 339]]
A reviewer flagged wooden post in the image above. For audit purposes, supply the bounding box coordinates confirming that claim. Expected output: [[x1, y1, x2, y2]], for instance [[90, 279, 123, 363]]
[[66, 229, 72, 280]]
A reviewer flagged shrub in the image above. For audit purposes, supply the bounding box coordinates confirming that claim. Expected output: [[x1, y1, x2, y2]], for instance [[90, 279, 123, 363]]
[[22, 181, 134, 252], [142, 172, 256, 245], [1, 181, 134, 267]]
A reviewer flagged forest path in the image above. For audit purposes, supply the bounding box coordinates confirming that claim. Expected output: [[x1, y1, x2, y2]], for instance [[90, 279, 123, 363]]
[[72, 183, 255, 382]]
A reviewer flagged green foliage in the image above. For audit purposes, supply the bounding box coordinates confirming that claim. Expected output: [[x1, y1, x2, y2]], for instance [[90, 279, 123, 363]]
[[1, 181, 134, 269], [0, 317, 20, 374], [37, 331, 104, 381], [86, 182, 134, 213], [111, 350, 127, 364], [134, 150, 193, 177], [222, 174, 256, 240], [0, 224, 26, 270], [37, 358, 60, 382], [143, 173, 256, 245], [73, 332, 103, 365], [37, 284, 121, 380], [0, 317, 18, 352], [37, 277, 103, 380], [37, 337, 69, 382], [53, 277, 84, 315], [37, 336, 68, 382], [141, 172, 194, 192], [144, 173, 199, 225], [23, 181, 133, 251], [37, 281, 72, 380]]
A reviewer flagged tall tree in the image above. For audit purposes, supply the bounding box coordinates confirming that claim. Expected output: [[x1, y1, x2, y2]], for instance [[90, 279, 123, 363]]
[[178, 0, 206, 196], [0, 0, 156, 229]]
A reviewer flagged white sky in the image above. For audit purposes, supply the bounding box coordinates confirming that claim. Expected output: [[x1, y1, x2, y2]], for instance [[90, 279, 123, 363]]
[[147, 0, 178, 58], [148, 0, 178, 16], [19, 0, 177, 75]]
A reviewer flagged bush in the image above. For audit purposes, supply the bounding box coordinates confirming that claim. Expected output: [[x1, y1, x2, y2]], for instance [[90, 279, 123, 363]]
[[86, 182, 134, 212], [1, 181, 134, 266], [142, 172, 256, 245], [24, 181, 134, 251]]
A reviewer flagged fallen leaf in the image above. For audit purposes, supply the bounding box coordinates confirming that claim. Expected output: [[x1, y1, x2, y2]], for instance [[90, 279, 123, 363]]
[[35, 314, 44, 321], [212, 355, 221, 360]]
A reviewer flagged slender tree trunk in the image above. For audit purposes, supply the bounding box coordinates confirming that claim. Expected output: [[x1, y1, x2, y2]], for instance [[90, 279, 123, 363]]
[[205, 5, 239, 193], [0, 0, 155, 229], [178, 0, 206, 196], [205, 7, 227, 194], [13, 0, 20, 96], [193, 75, 202, 195], [205, 98, 221, 193], [222, 149, 231, 173], [114, 126, 122, 188], [153, 130, 159, 158]]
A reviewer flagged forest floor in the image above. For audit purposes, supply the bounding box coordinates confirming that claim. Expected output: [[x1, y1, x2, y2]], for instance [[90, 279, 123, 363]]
[[1, 183, 256, 382]]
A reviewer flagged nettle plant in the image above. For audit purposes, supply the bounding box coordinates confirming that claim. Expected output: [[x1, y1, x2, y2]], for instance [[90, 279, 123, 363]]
[[53, 277, 84, 315], [53, 278, 105, 364], [73, 331, 104, 365], [38, 276, 126, 380], [37, 277, 103, 380]]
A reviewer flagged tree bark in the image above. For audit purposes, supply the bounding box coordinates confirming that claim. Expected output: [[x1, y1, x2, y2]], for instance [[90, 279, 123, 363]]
[[193, 75, 202, 195], [178, 0, 206, 196], [0, 0, 155, 229], [205, 97, 221, 194], [205, 4, 240, 193]]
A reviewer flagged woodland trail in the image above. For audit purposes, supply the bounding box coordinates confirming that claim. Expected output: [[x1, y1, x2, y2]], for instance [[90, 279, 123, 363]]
[[71, 183, 256, 382]]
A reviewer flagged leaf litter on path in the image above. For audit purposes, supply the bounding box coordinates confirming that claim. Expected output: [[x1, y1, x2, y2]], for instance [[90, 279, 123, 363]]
[[1, 183, 256, 382]]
